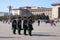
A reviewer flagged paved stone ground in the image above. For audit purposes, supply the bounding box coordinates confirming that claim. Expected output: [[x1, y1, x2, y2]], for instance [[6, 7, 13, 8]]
[[0, 21, 60, 40]]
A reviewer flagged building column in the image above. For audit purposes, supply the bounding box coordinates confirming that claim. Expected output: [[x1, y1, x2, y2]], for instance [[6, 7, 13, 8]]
[[52, 6, 58, 19]]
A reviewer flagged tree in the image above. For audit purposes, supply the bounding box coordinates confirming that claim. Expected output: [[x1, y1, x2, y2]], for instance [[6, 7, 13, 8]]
[[41, 13, 45, 20], [45, 15, 49, 20]]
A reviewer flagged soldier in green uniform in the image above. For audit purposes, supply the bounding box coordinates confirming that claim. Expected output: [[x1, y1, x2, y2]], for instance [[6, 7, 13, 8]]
[[12, 18, 17, 34], [17, 17, 22, 35], [28, 17, 33, 36], [23, 17, 28, 35]]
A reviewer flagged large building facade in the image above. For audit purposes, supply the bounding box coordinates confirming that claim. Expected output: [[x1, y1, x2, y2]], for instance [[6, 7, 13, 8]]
[[9, 2, 60, 19], [9, 6, 52, 19], [52, 2, 60, 19], [0, 12, 8, 16]]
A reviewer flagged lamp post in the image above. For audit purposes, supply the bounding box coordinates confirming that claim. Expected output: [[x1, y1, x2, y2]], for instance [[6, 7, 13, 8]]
[[8, 6, 12, 22]]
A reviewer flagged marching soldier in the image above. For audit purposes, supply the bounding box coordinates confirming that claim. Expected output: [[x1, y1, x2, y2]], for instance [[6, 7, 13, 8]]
[[23, 17, 28, 35], [12, 18, 17, 34], [28, 17, 33, 36], [17, 17, 22, 35]]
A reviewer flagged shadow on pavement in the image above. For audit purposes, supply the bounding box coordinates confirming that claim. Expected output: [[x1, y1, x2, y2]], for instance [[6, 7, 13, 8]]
[[0, 37, 16, 38], [32, 34, 56, 36], [32, 32, 56, 36]]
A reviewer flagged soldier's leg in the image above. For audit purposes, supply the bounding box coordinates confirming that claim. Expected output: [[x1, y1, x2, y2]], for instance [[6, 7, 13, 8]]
[[38, 23, 39, 26], [24, 29, 26, 35], [13, 29, 16, 34], [29, 30, 32, 36], [18, 29, 21, 35]]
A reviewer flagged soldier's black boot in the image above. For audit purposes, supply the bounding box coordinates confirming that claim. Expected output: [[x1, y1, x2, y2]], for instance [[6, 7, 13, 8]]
[[29, 30, 32, 36], [18, 30, 21, 35], [13, 29, 16, 34], [24, 30, 27, 35]]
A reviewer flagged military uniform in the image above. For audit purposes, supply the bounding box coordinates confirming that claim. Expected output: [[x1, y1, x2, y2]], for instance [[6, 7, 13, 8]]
[[17, 19, 22, 35], [23, 19, 28, 35], [12, 19, 17, 34], [28, 18, 33, 36]]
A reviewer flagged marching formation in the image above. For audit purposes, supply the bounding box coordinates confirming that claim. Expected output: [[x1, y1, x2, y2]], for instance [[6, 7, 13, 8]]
[[12, 17, 34, 36]]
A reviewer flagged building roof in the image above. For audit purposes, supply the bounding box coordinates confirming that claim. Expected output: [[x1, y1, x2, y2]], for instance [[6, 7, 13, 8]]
[[51, 2, 60, 6], [11, 6, 52, 11], [12, 8, 19, 10]]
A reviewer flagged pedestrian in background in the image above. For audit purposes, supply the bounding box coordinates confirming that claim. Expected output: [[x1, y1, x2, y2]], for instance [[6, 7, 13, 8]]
[[38, 19, 40, 26]]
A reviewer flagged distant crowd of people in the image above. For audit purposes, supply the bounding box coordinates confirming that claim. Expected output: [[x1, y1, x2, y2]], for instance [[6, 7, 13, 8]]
[[12, 17, 34, 36], [45, 20, 56, 26]]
